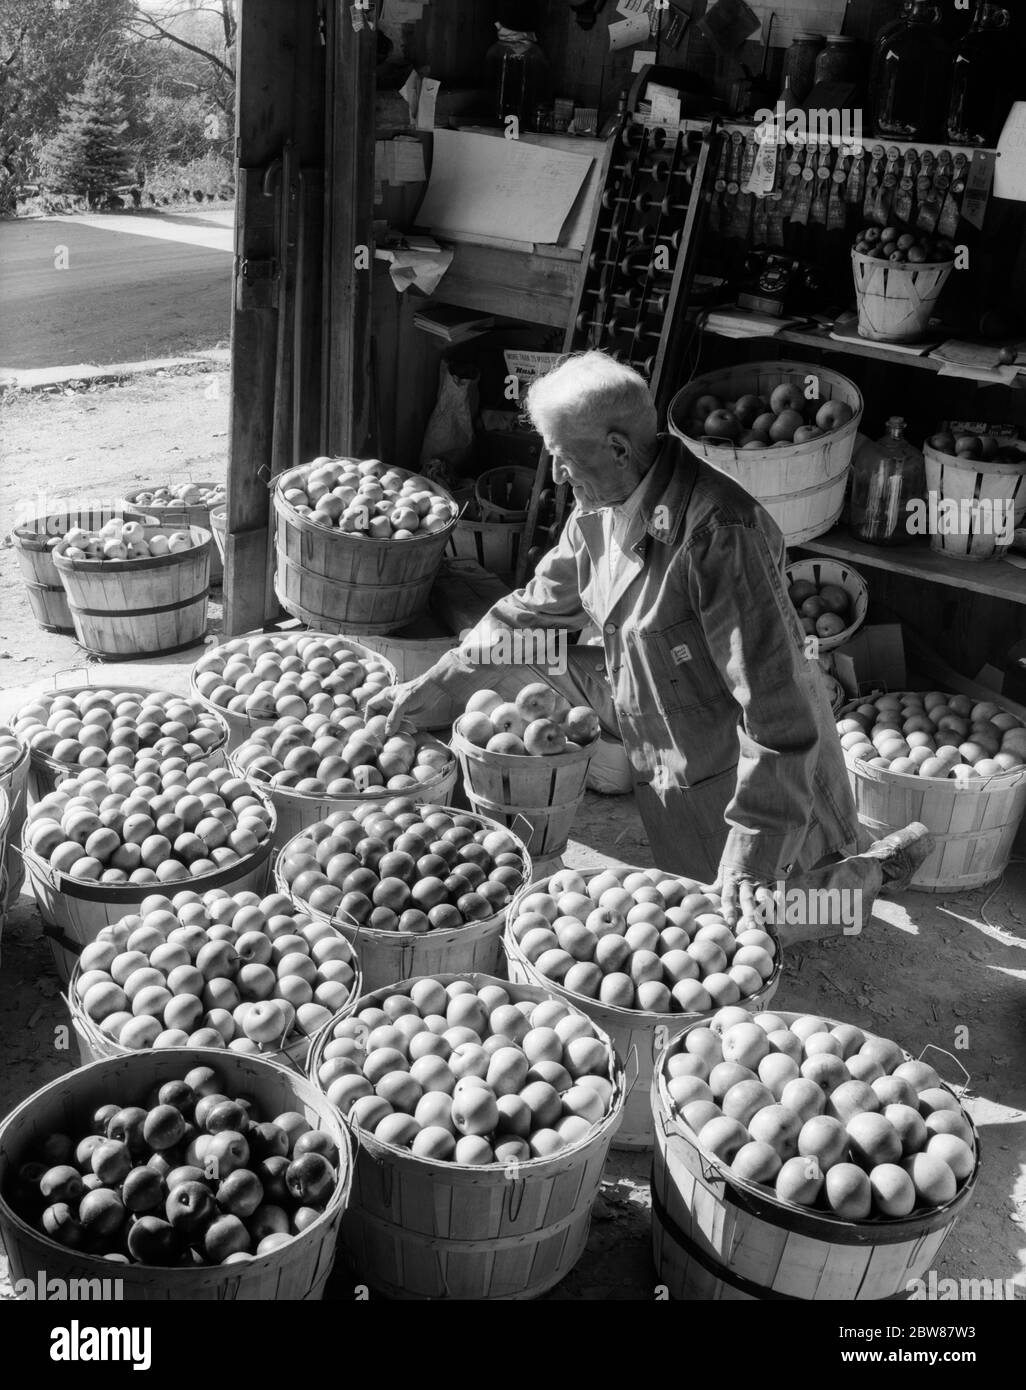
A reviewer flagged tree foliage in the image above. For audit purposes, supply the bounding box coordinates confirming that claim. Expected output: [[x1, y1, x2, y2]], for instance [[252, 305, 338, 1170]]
[[40, 58, 130, 204], [0, 0, 237, 211]]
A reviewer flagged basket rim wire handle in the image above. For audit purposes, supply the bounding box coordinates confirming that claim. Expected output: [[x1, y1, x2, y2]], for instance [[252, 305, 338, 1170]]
[[620, 1041, 641, 1102], [918, 1043, 972, 1098]]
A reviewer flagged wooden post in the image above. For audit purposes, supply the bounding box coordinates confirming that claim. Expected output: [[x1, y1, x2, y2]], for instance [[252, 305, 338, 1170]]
[[323, 0, 378, 456], [225, 0, 325, 635]]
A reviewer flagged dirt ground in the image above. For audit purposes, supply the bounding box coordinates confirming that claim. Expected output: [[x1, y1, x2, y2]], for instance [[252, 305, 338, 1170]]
[[0, 369, 1024, 1301]]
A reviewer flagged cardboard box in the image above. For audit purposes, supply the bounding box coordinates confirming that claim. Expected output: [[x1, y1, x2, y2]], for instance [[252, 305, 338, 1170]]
[[833, 624, 907, 701]]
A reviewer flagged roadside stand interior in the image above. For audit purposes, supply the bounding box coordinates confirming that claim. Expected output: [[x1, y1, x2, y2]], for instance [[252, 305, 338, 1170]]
[[4, 0, 1026, 1313]]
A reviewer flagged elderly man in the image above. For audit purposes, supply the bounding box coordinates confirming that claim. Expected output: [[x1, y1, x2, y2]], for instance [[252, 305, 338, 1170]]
[[370, 352, 929, 929]]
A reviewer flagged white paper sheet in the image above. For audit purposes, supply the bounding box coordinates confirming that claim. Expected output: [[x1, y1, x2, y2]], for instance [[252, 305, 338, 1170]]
[[632, 49, 657, 72], [609, 14, 650, 49], [416, 129, 594, 245], [416, 77, 440, 131], [745, 0, 847, 47], [995, 102, 1026, 202]]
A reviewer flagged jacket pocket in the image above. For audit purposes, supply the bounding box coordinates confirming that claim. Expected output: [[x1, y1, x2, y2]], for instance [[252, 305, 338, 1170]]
[[632, 617, 728, 716]]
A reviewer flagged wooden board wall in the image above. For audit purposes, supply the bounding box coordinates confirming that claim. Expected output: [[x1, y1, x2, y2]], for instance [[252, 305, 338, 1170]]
[[226, 0, 326, 635]]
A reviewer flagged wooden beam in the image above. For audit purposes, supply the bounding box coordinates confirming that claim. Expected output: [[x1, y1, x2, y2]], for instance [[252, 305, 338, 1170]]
[[323, 1, 377, 454], [225, 0, 325, 636]]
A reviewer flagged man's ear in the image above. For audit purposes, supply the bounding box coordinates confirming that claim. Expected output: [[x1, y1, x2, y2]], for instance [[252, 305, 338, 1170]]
[[607, 430, 632, 467]]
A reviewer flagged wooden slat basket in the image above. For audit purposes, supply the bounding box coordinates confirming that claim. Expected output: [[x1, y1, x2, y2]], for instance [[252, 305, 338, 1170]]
[[651, 1012, 979, 1300], [189, 630, 398, 753], [504, 865, 782, 1150], [474, 466, 536, 523], [23, 784, 277, 983], [308, 972, 625, 1299], [67, 920, 361, 1072], [451, 716, 595, 861], [118, 483, 225, 584], [783, 557, 869, 653], [359, 625, 458, 683], [276, 809, 532, 992], [446, 498, 525, 583], [53, 525, 211, 659], [669, 362, 863, 546], [18, 682, 230, 802], [9, 507, 150, 635], [922, 443, 1026, 561], [0, 1047, 353, 1301], [851, 251, 953, 343], [228, 752, 458, 857], [0, 731, 30, 910], [272, 464, 457, 635]]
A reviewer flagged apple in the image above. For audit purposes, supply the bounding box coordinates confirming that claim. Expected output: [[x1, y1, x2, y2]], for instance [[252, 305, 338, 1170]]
[[770, 383, 805, 415], [142, 1104, 186, 1152], [216, 1168, 264, 1219], [486, 732, 526, 755], [465, 689, 504, 718], [79, 1187, 126, 1241], [524, 719, 567, 756], [461, 712, 495, 749], [793, 425, 824, 444], [514, 683, 558, 721], [247, 1204, 290, 1243], [127, 1215, 179, 1264], [165, 1179, 216, 1236], [285, 1152, 336, 1208], [561, 706, 600, 745], [769, 409, 804, 443], [815, 400, 854, 432], [91, 1139, 133, 1186], [204, 1130, 251, 1177], [733, 394, 767, 428], [703, 409, 740, 441], [204, 1214, 251, 1262], [122, 1165, 165, 1213], [954, 435, 982, 459], [490, 703, 526, 736]]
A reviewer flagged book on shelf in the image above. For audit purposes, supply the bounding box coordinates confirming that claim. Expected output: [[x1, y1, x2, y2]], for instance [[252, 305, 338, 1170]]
[[412, 304, 496, 343]]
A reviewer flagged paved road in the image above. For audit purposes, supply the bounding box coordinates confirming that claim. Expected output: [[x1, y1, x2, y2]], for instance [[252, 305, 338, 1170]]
[[0, 214, 234, 370]]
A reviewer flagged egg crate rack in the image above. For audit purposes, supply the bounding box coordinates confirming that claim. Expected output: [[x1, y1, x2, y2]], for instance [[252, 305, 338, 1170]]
[[515, 105, 718, 586]]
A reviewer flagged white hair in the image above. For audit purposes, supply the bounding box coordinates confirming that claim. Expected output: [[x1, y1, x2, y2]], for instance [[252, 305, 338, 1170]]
[[525, 351, 658, 447]]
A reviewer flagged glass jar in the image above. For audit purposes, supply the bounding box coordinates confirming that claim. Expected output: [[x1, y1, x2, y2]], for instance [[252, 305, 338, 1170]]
[[780, 32, 825, 105], [946, 2, 1014, 146], [868, 0, 952, 140], [814, 35, 859, 86], [849, 416, 926, 545], [485, 25, 550, 133]]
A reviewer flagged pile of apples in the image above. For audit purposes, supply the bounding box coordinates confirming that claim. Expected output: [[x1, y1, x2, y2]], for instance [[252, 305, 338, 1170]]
[[55, 519, 196, 562], [232, 712, 452, 799], [10, 1064, 341, 1265], [667, 1008, 976, 1219], [282, 457, 456, 539], [836, 690, 1026, 781], [926, 427, 1025, 464], [314, 976, 615, 1165], [853, 224, 955, 265], [278, 798, 527, 935], [684, 382, 855, 450], [192, 632, 393, 722], [13, 688, 226, 771], [24, 762, 273, 886], [459, 685, 601, 757], [787, 577, 855, 642], [129, 482, 226, 509], [73, 890, 355, 1053], [508, 866, 776, 1014]]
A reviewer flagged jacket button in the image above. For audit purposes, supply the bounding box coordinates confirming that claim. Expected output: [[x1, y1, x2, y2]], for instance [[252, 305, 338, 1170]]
[[604, 622, 617, 635]]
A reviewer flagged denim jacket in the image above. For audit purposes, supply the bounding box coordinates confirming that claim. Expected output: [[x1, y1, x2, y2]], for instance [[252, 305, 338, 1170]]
[[428, 434, 859, 880]]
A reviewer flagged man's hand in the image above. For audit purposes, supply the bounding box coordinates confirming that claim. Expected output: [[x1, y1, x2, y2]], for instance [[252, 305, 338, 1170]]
[[363, 676, 454, 734], [710, 867, 778, 930]]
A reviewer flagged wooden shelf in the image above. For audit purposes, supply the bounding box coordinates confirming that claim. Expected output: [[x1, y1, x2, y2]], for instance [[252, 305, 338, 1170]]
[[428, 241, 579, 327], [698, 314, 1026, 385], [794, 529, 1026, 606]]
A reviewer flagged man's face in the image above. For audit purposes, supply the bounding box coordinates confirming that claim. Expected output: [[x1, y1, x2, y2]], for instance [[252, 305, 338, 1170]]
[[544, 423, 630, 511]]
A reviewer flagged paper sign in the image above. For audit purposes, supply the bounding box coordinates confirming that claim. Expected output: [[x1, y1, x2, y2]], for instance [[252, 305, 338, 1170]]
[[649, 92, 681, 128], [416, 77, 440, 131], [632, 49, 657, 72], [995, 102, 1026, 202], [962, 150, 995, 228], [609, 15, 650, 50], [504, 349, 562, 383], [416, 129, 594, 245]]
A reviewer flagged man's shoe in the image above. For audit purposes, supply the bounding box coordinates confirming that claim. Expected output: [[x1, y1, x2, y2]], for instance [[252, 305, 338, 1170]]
[[865, 822, 935, 895]]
